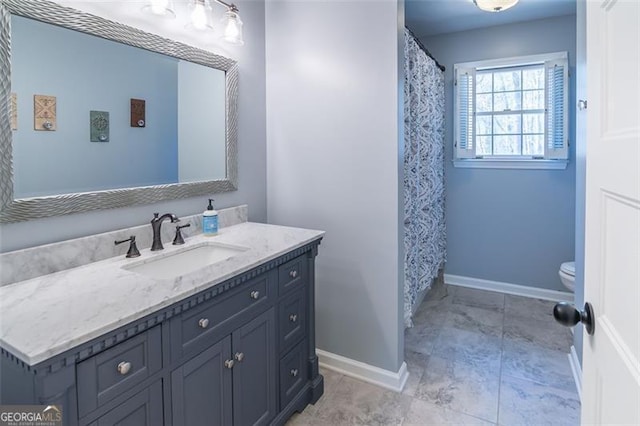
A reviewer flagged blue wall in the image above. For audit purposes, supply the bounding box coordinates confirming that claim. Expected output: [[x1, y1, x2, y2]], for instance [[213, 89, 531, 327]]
[[177, 60, 226, 183], [423, 15, 577, 291], [12, 15, 178, 197]]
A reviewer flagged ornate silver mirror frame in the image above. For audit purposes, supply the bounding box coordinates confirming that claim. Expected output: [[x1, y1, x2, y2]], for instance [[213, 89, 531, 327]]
[[0, 0, 238, 223]]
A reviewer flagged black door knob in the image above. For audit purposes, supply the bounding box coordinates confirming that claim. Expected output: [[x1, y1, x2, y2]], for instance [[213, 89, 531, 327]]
[[553, 302, 595, 335]]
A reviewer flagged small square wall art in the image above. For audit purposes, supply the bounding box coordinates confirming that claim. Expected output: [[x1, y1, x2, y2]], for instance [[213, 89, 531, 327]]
[[131, 98, 146, 127], [90, 110, 109, 142], [34, 94, 56, 131]]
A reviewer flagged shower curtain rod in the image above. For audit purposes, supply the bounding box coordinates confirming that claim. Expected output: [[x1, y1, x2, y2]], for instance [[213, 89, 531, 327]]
[[406, 28, 446, 72]]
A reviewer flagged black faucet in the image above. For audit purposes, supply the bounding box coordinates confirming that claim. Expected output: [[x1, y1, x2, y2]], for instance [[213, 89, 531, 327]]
[[114, 235, 141, 258], [151, 212, 179, 251], [173, 223, 191, 245]]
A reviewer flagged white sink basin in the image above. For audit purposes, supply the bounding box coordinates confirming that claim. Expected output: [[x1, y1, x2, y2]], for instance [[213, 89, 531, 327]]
[[123, 242, 249, 280]]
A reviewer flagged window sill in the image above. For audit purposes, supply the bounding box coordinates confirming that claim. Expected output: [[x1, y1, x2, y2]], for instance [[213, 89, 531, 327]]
[[453, 159, 568, 170]]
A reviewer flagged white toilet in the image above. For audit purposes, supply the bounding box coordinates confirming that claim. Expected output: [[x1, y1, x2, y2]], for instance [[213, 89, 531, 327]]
[[559, 261, 575, 293]]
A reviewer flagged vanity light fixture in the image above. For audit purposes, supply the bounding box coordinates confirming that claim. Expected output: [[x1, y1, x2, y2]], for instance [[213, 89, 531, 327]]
[[143, 0, 244, 45], [219, 6, 244, 46], [473, 0, 519, 12], [207, 0, 244, 45], [187, 0, 214, 31], [142, 0, 176, 18]]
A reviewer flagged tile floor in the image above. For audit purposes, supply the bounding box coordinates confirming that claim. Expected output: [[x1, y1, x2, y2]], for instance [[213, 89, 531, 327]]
[[287, 285, 581, 425]]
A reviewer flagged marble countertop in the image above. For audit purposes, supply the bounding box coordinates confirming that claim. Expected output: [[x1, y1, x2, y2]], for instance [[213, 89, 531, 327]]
[[0, 222, 324, 366]]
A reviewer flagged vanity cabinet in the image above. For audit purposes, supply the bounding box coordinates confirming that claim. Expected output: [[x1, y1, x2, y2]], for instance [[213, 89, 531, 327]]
[[0, 241, 323, 426], [171, 308, 276, 426]]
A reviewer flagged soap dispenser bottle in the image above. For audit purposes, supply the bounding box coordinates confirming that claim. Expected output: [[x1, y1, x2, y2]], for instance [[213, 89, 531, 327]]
[[203, 198, 218, 236]]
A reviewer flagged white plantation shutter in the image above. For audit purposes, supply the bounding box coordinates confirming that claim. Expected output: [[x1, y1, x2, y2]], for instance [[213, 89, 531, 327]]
[[544, 58, 569, 159], [454, 67, 476, 159]]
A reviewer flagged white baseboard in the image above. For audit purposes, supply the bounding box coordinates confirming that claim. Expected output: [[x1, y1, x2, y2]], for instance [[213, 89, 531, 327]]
[[568, 345, 583, 401], [316, 349, 409, 393], [444, 274, 573, 302]]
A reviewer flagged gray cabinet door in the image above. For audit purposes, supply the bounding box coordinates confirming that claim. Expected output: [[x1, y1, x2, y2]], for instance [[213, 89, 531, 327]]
[[232, 308, 276, 426], [171, 336, 232, 426], [87, 381, 163, 426]]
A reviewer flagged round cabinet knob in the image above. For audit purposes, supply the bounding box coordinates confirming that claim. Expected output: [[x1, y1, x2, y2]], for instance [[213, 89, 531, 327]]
[[198, 318, 209, 329], [99, 134, 107, 142], [553, 302, 596, 335], [224, 359, 235, 369], [289, 314, 298, 323], [117, 361, 132, 375], [234, 352, 244, 362], [250, 290, 260, 300], [290, 368, 299, 377], [43, 121, 53, 130], [137, 119, 145, 127], [289, 270, 298, 279]]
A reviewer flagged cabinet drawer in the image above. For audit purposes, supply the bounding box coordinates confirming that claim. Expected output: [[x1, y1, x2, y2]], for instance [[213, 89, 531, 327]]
[[87, 380, 163, 426], [278, 255, 307, 295], [279, 339, 308, 410], [173, 273, 275, 360], [77, 326, 162, 418], [278, 287, 307, 354]]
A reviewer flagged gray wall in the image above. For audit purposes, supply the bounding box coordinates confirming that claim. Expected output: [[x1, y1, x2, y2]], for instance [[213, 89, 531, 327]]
[[574, 1, 586, 364], [12, 16, 178, 197], [265, 0, 405, 372], [423, 15, 577, 291], [0, 0, 267, 253]]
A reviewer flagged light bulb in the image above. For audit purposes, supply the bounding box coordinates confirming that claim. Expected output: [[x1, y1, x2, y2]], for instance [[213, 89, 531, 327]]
[[151, 0, 169, 15], [221, 10, 244, 46], [473, 0, 519, 12], [224, 20, 239, 39], [190, 2, 208, 30], [142, 0, 175, 18]]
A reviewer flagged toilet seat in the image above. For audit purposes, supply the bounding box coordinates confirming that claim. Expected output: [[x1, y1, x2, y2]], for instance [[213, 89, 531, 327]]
[[560, 261, 575, 277]]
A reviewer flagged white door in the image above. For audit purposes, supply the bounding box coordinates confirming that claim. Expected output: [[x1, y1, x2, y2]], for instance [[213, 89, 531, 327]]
[[582, 0, 640, 423]]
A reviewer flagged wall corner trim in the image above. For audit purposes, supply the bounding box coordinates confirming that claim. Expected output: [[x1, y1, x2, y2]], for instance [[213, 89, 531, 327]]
[[444, 274, 574, 302], [317, 349, 409, 393], [569, 345, 583, 401]]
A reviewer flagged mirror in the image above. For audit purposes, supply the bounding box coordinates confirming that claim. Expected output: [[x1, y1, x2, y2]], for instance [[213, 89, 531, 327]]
[[0, 0, 238, 222], [12, 15, 227, 198]]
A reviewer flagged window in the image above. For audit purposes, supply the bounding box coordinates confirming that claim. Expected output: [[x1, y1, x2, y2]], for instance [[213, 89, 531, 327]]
[[454, 52, 569, 169]]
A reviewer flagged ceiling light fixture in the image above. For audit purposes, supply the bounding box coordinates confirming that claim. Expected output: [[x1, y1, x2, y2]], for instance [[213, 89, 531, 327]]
[[473, 0, 519, 12], [143, 0, 244, 45]]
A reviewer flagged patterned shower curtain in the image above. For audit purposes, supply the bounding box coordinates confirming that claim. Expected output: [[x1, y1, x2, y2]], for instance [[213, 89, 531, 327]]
[[403, 29, 446, 327]]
